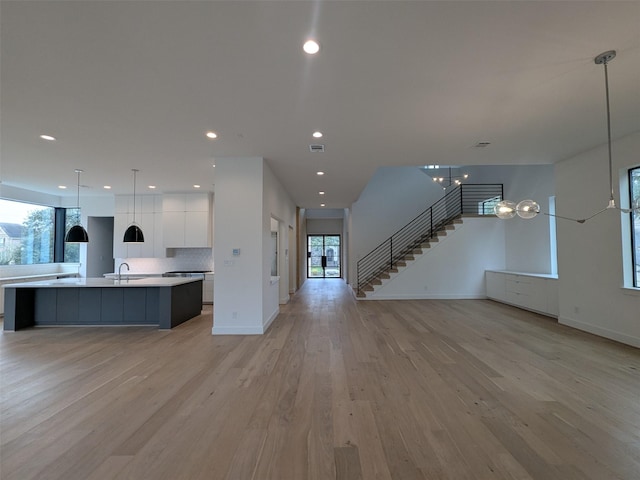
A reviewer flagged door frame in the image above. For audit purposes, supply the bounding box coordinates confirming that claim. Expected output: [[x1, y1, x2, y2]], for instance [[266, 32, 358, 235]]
[[306, 234, 342, 279]]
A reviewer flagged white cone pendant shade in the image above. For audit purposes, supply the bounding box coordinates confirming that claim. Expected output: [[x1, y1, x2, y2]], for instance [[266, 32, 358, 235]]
[[494, 200, 517, 219], [124, 169, 145, 243], [65, 169, 89, 243]]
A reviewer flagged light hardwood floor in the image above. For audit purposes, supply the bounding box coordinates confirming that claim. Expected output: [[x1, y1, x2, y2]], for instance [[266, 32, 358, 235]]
[[1, 279, 639, 480]]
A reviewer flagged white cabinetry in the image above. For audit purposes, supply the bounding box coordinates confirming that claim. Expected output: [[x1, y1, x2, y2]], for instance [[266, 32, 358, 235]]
[[162, 194, 212, 248], [203, 273, 214, 304], [485, 271, 558, 318], [114, 195, 164, 258]]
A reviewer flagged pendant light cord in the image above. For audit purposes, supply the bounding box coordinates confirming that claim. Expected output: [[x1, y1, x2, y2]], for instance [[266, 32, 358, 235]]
[[603, 59, 614, 203], [132, 169, 138, 224], [76, 170, 81, 209]]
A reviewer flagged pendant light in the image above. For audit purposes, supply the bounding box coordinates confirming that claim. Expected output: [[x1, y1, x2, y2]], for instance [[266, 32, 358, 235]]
[[426, 166, 469, 189], [123, 169, 145, 243], [64, 169, 89, 243], [495, 50, 639, 223]]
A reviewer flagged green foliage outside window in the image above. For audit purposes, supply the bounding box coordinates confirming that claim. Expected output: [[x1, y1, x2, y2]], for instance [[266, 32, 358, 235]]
[[64, 209, 81, 263], [0, 199, 80, 265]]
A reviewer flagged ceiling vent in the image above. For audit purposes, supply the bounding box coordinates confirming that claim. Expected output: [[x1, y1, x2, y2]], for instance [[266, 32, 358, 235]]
[[309, 144, 325, 152], [474, 141, 491, 148]]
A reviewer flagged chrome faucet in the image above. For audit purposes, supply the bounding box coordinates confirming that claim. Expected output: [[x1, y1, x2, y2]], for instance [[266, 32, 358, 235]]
[[118, 262, 130, 281]]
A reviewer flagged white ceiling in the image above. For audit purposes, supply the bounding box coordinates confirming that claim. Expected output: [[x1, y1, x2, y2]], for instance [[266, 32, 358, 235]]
[[1, 1, 639, 208]]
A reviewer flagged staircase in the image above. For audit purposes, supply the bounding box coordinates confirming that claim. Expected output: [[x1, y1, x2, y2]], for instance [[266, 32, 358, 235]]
[[355, 184, 503, 298]]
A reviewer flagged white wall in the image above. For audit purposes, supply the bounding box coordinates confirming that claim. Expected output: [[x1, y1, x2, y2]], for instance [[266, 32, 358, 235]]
[[263, 161, 296, 314], [212, 157, 296, 335], [343, 208, 350, 282], [0, 184, 62, 207], [350, 166, 446, 285], [298, 208, 308, 290], [555, 131, 640, 347], [464, 165, 555, 273], [306, 218, 343, 234], [365, 218, 506, 299], [213, 157, 264, 334]]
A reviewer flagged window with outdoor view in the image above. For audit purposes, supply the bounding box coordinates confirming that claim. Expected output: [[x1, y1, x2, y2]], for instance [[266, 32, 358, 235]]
[[0, 199, 55, 265], [630, 167, 640, 287], [64, 208, 81, 262], [0, 199, 79, 265]]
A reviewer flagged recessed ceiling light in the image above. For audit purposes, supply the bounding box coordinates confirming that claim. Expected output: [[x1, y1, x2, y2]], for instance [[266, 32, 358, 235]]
[[103, 185, 111, 190], [212, 164, 216, 168], [206, 131, 218, 139], [40, 134, 56, 141], [148, 185, 156, 189], [313, 131, 323, 138], [316, 171, 324, 176], [319, 191, 325, 195], [320, 203, 326, 207], [58, 185, 67, 189], [303, 40, 320, 54], [193, 184, 201, 188]]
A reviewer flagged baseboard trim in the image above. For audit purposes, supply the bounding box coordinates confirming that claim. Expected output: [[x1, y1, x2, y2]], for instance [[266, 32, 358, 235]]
[[360, 293, 486, 301], [559, 316, 640, 349], [212, 325, 265, 335], [263, 308, 279, 333]]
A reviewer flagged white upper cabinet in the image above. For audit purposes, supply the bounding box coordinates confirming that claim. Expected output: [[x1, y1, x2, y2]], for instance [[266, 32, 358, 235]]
[[113, 194, 165, 258], [162, 193, 212, 248]]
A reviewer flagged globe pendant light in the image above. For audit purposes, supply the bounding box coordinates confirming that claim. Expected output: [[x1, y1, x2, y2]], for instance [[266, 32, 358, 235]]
[[496, 50, 639, 223], [65, 169, 89, 243], [123, 169, 145, 243]]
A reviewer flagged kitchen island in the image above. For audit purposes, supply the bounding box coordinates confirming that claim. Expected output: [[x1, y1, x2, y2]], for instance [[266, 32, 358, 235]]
[[3, 277, 202, 331]]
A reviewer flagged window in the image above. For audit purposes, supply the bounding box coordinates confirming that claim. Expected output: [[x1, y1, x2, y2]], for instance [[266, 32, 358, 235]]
[[479, 196, 501, 215], [0, 199, 78, 265], [630, 167, 640, 287], [0, 199, 55, 265], [64, 208, 81, 263]]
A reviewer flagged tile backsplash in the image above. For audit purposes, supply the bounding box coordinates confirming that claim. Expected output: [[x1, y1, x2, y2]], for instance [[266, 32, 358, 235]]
[[114, 248, 214, 273]]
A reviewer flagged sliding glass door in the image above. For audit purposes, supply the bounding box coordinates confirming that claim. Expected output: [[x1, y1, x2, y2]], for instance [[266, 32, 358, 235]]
[[307, 235, 341, 278]]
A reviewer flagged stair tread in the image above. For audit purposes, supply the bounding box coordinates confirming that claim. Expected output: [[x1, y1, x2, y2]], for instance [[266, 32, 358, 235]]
[[358, 210, 472, 294]]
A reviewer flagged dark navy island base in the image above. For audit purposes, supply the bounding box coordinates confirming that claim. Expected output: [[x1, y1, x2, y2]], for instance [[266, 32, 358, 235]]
[[3, 277, 202, 331]]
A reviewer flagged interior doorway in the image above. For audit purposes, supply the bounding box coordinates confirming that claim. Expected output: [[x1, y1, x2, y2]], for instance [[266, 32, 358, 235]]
[[86, 216, 114, 277], [307, 235, 341, 278]]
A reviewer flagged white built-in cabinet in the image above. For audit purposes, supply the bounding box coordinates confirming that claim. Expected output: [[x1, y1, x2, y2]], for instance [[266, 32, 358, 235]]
[[162, 193, 212, 248], [203, 273, 214, 304], [113, 195, 165, 258], [485, 271, 559, 318]]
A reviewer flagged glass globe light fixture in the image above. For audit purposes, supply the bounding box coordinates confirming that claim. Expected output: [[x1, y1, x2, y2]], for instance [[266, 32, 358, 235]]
[[516, 199, 540, 219], [494, 200, 517, 219]]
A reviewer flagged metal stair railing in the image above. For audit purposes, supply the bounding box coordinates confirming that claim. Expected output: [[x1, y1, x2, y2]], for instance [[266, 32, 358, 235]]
[[356, 184, 503, 295]]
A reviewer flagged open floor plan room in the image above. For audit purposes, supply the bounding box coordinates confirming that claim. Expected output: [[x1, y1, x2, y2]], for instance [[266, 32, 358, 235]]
[[1, 280, 639, 480]]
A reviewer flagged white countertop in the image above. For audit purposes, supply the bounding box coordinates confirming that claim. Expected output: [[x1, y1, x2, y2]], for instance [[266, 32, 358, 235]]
[[4, 277, 203, 288], [104, 272, 214, 278], [1, 272, 78, 282], [103, 272, 164, 278], [485, 270, 558, 279]]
